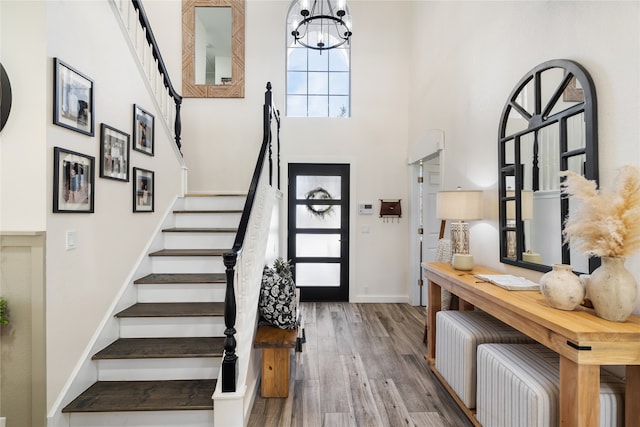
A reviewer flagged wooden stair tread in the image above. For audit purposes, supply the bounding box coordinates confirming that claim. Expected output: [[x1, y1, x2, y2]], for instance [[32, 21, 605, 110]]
[[93, 337, 225, 359], [134, 273, 226, 284], [148, 249, 227, 257], [115, 302, 225, 318], [161, 227, 237, 233], [61, 379, 216, 413]]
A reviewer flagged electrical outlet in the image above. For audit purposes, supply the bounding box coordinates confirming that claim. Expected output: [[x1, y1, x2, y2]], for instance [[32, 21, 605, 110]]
[[66, 230, 77, 250]]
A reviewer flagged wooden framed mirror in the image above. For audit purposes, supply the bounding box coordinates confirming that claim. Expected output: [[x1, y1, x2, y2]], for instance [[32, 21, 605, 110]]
[[182, 0, 245, 98], [498, 59, 599, 274]]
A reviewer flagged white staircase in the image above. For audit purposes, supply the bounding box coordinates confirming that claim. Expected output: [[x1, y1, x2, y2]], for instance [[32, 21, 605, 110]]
[[61, 194, 246, 427]]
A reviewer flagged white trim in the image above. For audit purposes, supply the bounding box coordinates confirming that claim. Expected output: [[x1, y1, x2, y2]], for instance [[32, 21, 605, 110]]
[[407, 131, 444, 306], [351, 295, 411, 304]]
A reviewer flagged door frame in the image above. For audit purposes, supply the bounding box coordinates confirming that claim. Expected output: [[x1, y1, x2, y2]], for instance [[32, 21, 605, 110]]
[[408, 130, 445, 306], [287, 162, 350, 301]]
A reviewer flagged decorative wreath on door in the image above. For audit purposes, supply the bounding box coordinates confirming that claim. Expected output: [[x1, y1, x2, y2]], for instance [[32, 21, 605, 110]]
[[305, 187, 333, 218]]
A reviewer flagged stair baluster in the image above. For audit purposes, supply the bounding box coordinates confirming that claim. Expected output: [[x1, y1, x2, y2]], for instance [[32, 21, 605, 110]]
[[222, 253, 238, 392]]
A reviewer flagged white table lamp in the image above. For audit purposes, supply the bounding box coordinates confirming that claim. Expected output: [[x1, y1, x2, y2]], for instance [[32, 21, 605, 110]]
[[436, 188, 483, 270]]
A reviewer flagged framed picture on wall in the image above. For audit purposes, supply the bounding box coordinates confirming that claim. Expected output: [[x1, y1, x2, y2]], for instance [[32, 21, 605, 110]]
[[99, 123, 130, 182], [133, 167, 154, 212], [132, 104, 154, 156], [53, 147, 95, 213], [53, 58, 94, 136]]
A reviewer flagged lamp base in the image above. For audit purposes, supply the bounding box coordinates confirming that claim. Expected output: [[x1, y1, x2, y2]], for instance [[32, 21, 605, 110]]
[[452, 254, 474, 271]]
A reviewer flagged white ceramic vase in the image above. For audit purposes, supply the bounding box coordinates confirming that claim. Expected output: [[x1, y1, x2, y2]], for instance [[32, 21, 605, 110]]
[[588, 257, 638, 322], [540, 264, 584, 311]]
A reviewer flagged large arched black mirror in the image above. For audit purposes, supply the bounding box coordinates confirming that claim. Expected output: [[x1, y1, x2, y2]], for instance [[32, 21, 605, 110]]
[[0, 62, 12, 132], [498, 59, 599, 274]]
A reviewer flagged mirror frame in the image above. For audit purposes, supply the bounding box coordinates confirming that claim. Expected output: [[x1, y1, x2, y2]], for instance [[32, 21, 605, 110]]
[[182, 0, 245, 98], [0, 63, 12, 132], [498, 59, 599, 274]]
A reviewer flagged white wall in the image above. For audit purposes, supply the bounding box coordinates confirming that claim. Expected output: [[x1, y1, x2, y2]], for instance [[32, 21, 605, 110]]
[[0, 1, 48, 231], [42, 0, 185, 411]]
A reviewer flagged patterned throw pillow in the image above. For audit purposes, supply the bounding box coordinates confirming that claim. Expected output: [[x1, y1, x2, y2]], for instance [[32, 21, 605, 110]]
[[259, 259, 298, 329]]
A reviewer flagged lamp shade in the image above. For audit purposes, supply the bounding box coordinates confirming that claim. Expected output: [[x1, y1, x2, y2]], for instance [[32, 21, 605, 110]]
[[506, 190, 533, 220], [436, 190, 483, 221]]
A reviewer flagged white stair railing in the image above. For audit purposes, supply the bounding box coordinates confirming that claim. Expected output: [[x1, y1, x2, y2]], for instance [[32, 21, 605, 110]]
[[109, 0, 183, 153]]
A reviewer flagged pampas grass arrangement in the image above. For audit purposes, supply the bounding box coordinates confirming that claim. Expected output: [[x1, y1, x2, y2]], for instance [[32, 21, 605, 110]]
[[561, 165, 640, 258]]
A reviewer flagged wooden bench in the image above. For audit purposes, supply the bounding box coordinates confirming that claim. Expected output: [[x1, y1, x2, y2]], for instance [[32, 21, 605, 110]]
[[254, 325, 297, 397]]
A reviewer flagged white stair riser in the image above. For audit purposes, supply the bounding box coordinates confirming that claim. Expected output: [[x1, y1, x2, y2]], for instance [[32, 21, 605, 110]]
[[174, 212, 241, 228], [183, 196, 245, 211], [163, 233, 235, 250], [119, 317, 225, 338], [150, 257, 225, 274], [68, 409, 214, 427], [137, 284, 225, 303], [97, 357, 221, 381]]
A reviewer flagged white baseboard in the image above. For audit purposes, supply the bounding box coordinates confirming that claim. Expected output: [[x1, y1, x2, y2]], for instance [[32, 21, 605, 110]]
[[350, 295, 410, 303]]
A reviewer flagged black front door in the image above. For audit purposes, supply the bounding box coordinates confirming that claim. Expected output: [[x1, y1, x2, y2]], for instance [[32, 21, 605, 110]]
[[288, 163, 350, 301]]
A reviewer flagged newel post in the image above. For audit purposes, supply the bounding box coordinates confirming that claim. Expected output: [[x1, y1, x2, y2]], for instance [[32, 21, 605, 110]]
[[174, 99, 182, 152], [222, 252, 238, 392]]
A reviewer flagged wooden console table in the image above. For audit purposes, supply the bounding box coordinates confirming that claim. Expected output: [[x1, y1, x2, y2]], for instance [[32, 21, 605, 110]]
[[423, 262, 640, 427]]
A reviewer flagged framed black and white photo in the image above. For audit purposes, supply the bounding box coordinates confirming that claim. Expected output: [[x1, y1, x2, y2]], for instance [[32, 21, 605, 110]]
[[133, 167, 154, 212], [53, 147, 95, 213], [132, 104, 154, 156], [53, 58, 94, 136], [99, 123, 130, 182]]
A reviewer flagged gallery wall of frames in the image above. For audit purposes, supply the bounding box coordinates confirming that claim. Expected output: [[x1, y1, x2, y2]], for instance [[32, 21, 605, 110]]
[[52, 57, 155, 214]]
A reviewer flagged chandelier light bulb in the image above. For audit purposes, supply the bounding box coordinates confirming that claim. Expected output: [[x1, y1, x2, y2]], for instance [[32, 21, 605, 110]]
[[300, 0, 310, 15]]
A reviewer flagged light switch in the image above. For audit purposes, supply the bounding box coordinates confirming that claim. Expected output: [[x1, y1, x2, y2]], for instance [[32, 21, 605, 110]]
[[66, 230, 77, 250]]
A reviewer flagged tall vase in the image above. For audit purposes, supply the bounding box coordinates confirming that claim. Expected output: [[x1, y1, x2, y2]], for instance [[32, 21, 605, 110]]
[[588, 256, 638, 322], [540, 264, 584, 311]]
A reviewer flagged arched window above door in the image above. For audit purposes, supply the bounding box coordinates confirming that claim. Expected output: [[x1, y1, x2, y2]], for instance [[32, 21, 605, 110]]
[[285, 1, 351, 118]]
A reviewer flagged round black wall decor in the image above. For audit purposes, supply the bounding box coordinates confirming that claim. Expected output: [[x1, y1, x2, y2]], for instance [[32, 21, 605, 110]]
[[0, 62, 12, 132]]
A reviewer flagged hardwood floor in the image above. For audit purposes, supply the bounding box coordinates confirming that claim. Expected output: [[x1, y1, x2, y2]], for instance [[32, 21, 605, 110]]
[[248, 303, 473, 427]]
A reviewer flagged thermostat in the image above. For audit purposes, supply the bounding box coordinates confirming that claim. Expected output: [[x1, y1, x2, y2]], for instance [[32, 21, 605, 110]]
[[358, 203, 374, 215]]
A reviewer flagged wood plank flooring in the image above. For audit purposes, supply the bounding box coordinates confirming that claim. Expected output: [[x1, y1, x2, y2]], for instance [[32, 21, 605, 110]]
[[248, 303, 473, 427]]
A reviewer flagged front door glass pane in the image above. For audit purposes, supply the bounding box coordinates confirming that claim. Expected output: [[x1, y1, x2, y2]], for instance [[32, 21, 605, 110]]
[[296, 176, 342, 200], [296, 263, 340, 287], [296, 234, 341, 258], [296, 205, 341, 228]]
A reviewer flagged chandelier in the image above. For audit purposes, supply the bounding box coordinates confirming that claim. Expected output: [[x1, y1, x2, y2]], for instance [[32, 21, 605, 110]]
[[289, 0, 352, 51]]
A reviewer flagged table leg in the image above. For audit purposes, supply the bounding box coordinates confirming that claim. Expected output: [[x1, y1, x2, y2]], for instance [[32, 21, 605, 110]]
[[559, 356, 599, 426], [625, 365, 640, 427], [427, 279, 441, 361], [459, 299, 475, 311]]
